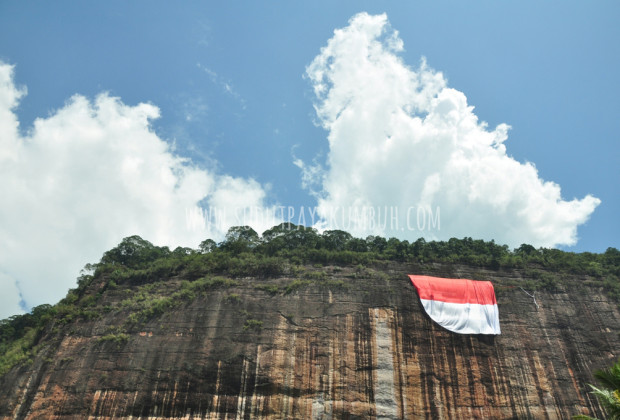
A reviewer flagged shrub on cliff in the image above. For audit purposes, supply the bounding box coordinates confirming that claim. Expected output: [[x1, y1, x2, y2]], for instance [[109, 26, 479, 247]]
[[0, 225, 619, 380], [574, 358, 620, 419]]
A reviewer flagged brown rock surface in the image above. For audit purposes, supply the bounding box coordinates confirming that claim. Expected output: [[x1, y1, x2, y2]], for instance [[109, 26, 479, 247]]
[[1, 262, 618, 419]]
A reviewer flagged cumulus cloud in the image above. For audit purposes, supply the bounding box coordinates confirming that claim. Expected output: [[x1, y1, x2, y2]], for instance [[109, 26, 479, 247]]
[[0, 62, 277, 319], [303, 12, 600, 248]]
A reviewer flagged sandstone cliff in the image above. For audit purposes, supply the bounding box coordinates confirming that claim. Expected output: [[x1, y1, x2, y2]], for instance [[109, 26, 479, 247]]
[[1, 261, 618, 419]]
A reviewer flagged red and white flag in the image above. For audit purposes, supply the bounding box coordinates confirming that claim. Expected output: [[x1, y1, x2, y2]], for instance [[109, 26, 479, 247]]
[[408, 275, 501, 335]]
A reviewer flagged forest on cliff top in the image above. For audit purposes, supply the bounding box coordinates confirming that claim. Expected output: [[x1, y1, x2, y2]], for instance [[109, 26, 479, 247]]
[[1, 223, 619, 378]]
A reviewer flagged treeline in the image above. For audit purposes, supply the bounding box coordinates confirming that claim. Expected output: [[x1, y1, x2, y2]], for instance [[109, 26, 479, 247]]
[[1, 223, 619, 374], [96, 223, 620, 276]]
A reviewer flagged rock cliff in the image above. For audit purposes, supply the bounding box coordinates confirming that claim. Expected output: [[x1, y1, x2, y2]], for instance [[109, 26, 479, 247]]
[[1, 261, 618, 419]]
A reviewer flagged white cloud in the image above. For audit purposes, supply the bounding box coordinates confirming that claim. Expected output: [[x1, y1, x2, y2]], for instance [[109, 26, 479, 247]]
[[303, 12, 600, 248], [0, 273, 23, 318], [0, 62, 277, 319], [197, 62, 246, 108], [292, 155, 323, 195]]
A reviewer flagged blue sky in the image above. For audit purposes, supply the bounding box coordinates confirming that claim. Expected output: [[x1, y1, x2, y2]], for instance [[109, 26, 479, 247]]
[[0, 2, 618, 317]]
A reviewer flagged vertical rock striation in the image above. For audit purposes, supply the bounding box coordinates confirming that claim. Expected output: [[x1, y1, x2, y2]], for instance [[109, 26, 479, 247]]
[[1, 263, 618, 419]]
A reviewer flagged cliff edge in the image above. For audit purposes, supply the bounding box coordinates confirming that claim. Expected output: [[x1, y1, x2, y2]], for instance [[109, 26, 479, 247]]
[[1, 230, 618, 419]]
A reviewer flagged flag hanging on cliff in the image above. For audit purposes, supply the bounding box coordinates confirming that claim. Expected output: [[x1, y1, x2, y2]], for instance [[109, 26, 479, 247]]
[[408, 275, 501, 335]]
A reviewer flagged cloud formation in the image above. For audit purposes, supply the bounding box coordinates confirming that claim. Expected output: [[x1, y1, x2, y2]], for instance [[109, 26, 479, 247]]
[[0, 62, 276, 319], [304, 12, 599, 248]]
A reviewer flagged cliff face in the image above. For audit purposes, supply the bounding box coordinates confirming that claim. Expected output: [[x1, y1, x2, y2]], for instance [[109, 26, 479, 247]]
[[1, 262, 618, 419]]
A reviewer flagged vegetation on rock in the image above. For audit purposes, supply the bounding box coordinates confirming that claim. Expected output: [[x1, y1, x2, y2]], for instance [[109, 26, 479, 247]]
[[1, 223, 619, 378], [575, 358, 620, 420]]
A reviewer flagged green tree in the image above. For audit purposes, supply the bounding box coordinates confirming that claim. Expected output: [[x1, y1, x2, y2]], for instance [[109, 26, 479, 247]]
[[574, 359, 620, 419], [384, 237, 409, 261], [410, 237, 427, 259], [220, 226, 260, 254], [515, 243, 537, 256], [172, 246, 195, 257], [100, 235, 170, 269], [261, 222, 297, 242], [261, 223, 320, 254], [320, 230, 353, 251], [346, 237, 368, 252], [199, 239, 217, 253], [366, 235, 387, 253]]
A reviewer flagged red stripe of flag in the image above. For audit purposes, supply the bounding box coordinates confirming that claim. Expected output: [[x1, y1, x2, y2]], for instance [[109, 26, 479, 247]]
[[408, 275, 497, 305]]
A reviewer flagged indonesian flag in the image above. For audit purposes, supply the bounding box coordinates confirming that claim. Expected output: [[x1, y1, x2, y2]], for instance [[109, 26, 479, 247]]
[[408, 275, 501, 335]]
